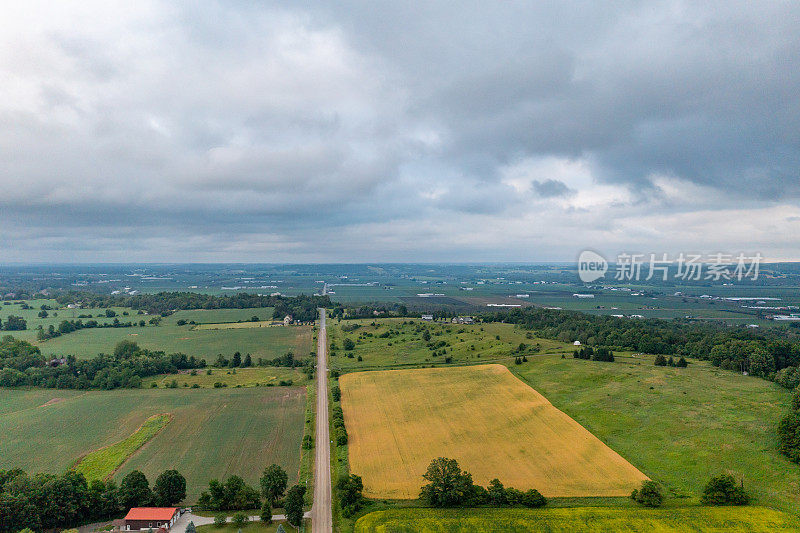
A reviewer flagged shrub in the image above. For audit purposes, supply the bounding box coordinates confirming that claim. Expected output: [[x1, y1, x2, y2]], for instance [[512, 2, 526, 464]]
[[213, 514, 226, 528], [676, 356, 688, 368], [654, 354, 668, 366], [701, 474, 749, 505], [231, 511, 249, 528], [776, 366, 800, 389], [630, 480, 664, 507]]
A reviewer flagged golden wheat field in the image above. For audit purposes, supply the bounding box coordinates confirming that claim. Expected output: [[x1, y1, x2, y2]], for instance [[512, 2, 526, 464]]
[[339, 364, 648, 499]]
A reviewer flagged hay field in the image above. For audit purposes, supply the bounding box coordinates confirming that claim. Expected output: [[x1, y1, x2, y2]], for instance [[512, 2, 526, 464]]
[[340, 364, 647, 499]]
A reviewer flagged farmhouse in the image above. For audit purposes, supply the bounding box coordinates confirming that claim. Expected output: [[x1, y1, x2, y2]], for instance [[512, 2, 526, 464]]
[[421, 314, 434, 321], [283, 314, 293, 326], [122, 507, 181, 531], [451, 316, 475, 324]]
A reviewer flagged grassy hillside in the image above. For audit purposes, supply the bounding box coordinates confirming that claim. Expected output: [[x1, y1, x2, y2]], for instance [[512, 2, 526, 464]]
[[0, 387, 306, 501], [511, 354, 800, 512], [327, 319, 572, 371], [354, 506, 800, 532]]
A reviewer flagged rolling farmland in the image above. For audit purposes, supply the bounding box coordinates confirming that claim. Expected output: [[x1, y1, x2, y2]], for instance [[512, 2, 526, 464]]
[[339, 364, 647, 499], [0, 387, 306, 501]]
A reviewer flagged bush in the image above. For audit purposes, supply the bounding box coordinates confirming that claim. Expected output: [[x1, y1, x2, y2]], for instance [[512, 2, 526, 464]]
[[701, 474, 749, 505], [630, 480, 664, 507], [231, 511, 249, 528], [213, 514, 226, 528], [654, 354, 668, 366], [676, 356, 688, 368]]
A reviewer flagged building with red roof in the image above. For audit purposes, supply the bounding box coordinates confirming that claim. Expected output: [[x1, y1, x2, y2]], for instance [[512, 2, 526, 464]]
[[122, 507, 181, 531]]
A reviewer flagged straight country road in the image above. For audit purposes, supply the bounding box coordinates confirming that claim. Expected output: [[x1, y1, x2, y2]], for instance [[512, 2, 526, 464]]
[[312, 308, 332, 532]]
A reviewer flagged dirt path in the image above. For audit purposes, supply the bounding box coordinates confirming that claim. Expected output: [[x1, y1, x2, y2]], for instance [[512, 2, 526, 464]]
[[311, 308, 332, 532]]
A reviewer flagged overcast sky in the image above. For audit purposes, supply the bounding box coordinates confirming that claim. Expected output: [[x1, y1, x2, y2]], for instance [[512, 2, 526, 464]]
[[2, 1, 799, 263]]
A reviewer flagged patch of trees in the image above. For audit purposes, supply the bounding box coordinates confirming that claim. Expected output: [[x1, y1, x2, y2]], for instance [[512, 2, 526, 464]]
[[572, 346, 614, 362], [485, 307, 800, 384], [0, 315, 26, 331], [0, 339, 205, 389], [0, 468, 184, 533], [330, 303, 409, 320], [197, 475, 261, 511], [56, 291, 330, 320], [337, 474, 364, 518], [36, 318, 138, 341], [419, 458, 546, 509], [701, 474, 749, 505]]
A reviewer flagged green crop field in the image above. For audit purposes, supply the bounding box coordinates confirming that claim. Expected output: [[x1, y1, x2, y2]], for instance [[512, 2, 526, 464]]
[[74, 413, 172, 481], [509, 354, 800, 512], [353, 506, 800, 532], [0, 387, 306, 502], [327, 319, 572, 371]]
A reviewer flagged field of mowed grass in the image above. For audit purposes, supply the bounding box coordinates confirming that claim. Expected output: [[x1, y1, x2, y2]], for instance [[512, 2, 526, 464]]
[[193, 320, 284, 330], [340, 364, 647, 499], [74, 413, 172, 481], [511, 354, 800, 512], [142, 366, 306, 389], [353, 506, 800, 532], [327, 319, 572, 371], [0, 387, 306, 502]]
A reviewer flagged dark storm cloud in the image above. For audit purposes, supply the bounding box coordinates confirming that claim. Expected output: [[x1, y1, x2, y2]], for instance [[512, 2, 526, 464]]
[[1, 1, 799, 262]]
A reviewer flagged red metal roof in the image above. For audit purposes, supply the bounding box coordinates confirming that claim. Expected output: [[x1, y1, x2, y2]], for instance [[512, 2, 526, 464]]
[[124, 508, 179, 521]]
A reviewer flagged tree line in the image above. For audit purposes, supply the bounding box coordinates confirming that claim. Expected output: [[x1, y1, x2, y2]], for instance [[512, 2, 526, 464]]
[[54, 292, 330, 321], [484, 307, 800, 384], [0, 338, 205, 389]]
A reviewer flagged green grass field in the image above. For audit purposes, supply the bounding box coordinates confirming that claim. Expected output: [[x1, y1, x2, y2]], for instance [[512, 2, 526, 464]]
[[509, 354, 800, 512], [142, 367, 306, 389], [327, 319, 572, 371], [353, 506, 800, 532], [0, 387, 306, 502], [74, 413, 172, 481], [1, 301, 312, 362]]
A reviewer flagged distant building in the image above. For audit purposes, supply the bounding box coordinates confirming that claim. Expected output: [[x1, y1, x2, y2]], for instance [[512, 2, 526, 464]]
[[421, 314, 434, 321], [47, 358, 67, 367], [122, 508, 180, 531], [573, 340, 581, 346], [283, 315, 293, 326], [451, 316, 475, 324], [573, 293, 595, 299]]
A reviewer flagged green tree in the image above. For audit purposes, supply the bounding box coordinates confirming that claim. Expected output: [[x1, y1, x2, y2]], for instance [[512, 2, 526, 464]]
[[260, 464, 288, 507], [336, 474, 363, 517], [260, 500, 272, 524], [119, 470, 152, 508], [343, 338, 355, 351], [520, 488, 546, 508], [285, 484, 306, 527], [186, 522, 196, 533], [701, 474, 749, 505], [487, 478, 507, 506], [153, 469, 186, 506], [779, 389, 800, 463], [630, 480, 664, 507], [213, 514, 226, 528], [419, 457, 474, 507]]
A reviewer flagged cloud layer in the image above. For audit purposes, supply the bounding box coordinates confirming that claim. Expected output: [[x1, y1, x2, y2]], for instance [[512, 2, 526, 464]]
[[2, 1, 799, 262]]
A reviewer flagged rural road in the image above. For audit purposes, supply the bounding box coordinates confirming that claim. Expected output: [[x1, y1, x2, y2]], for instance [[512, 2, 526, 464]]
[[312, 308, 332, 532]]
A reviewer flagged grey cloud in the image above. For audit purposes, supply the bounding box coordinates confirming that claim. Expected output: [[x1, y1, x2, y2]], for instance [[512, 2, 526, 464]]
[[1, 1, 799, 261]]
